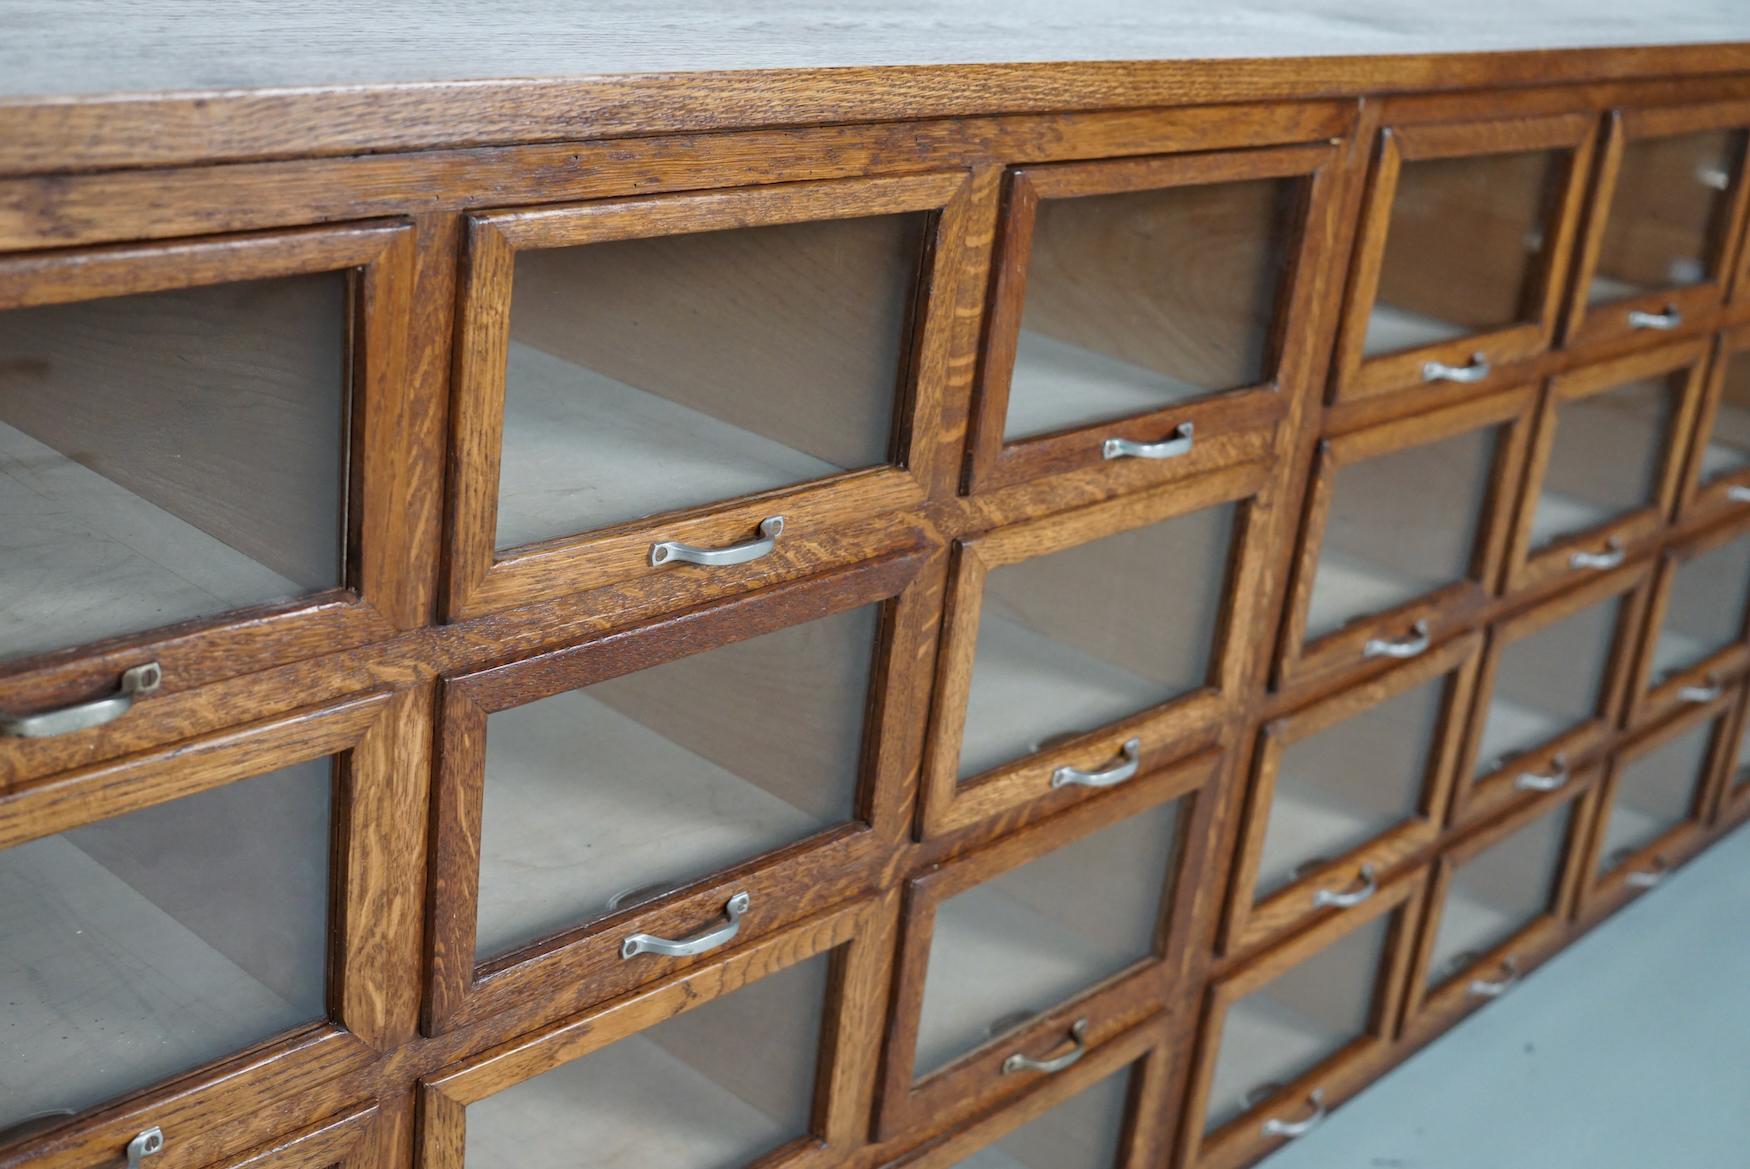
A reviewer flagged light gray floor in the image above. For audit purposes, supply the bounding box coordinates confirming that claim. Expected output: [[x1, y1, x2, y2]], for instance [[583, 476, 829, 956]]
[[1263, 818, 1750, 1169]]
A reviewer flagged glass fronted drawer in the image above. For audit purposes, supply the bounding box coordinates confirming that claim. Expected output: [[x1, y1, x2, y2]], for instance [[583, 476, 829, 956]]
[[1453, 563, 1649, 827], [1686, 325, 1750, 515], [1228, 634, 1479, 952], [922, 464, 1274, 835], [1281, 388, 1532, 685], [968, 133, 1343, 491], [1508, 341, 1704, 592], [1333, 112, 1594, 401], [881, 753, 1218, 1137], [1718, 689, 1750, 823], [427, 551, 939, 1032], [1636, 517, 1750, 719], [1402, 778, 1591, 1043], [1567, 105, 1750, 347], [0, 690, 405, 1151], [420, 896, 890, 1169], [0, 224, 421, 731], [446, 174, 969, 618], [1183, 870, 1425, 1169]]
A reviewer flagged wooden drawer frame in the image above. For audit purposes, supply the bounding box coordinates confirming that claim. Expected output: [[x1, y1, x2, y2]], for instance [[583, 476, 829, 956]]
[[444, 172, 973, 621], [1628, 508, 1750, 726], [876, 748, 1221, 1140], [966, 137, 1344, 494], [1679, 321, 1750, 520]]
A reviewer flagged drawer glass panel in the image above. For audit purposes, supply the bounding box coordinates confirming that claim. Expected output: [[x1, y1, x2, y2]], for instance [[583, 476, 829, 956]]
[[913, 799, 1182, 1076], [1204, 912, 1392, 1132], [0, 276, 349, 663], [496, 213, 928, 549], [1649, 536, 1750, 681], [1364, 150, 1563, 357], [0, 760, 331, 1135], [1474, 597, 1622, 775], [1004, 178, 1300, 440], [1307, 425, 1500, 640], [1588, 129, 1746, 304], [958, 504, 1233, 779], [1597, 720, 1715, 872], [1529, 375, 1677, 550], [1731, 716, 1750, 804], [476, 605, 876, 959], [464, 950, 827, 1169], [1425, 804, 1572, 988], [1254, 675, 1448, 899], [951, 1063, 1134, 1169], [1698, 350, 1750, 484]]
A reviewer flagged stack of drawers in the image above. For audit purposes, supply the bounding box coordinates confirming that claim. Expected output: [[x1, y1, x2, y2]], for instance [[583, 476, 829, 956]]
[[2, 47, 1748, 1169]]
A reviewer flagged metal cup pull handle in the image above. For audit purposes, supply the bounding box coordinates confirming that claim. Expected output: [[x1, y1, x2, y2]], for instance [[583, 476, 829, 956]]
[[1467, 955, 1522, 999], [0, 663, 161, 739], [126, 1128, 165, 1169], [1626, 856, 1670, 889], [1261, 1089, 1327, 1139], [621, 892, 750, 959], [650, 517, 784, 568], [1679, 677, 1723, 704], [1001, 1018, 1088, 1075], [1626, 305, 1683, 330], [1364, 620, 1431, 661], [1050, 738, 1141, 789], [1103, 422, 1194, 461], [1725, 484, 1750, 504], [1422, 353, 1491, 383], [1312, 863, 1378, 910], [1514, 755, 1569, 793], [1569, 539, 1624, 571]]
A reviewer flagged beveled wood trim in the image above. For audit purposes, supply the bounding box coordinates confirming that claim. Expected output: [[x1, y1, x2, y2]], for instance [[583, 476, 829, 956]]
[[1276, 384, 1538, 692], [1223, 632, 1483, 956], [1504, 338, 1710, 596], [1628, 507, 1750, 725], [918, 462, 1273, 838], [1450, 559, 1653, 829], [875, 1012, 1178, 1169], [0, 219, 425, 712], [1332, 111, 1596, 403], [966, 138, 1344, 494], [1399, 770, 1597, 1047], [1577, 689, 1737, 922], [443, 171, 970, 620], [1564, 101, 1750, 350], [418, 893, 896, 1169], [877, 749, 1222, 1140], [1707, 682, 1750, 823], [1179, 867, 1429, 1169], [424, 547, 939, 1035], [1678, 321, 1750, 519]]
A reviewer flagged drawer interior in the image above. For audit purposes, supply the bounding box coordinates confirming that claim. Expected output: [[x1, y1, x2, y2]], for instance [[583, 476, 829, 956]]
[[1529, 373, 1678, 550], [1598, 718, 1716, 870], [1473, 595, 1622, 774], [1650, 534, 1750, 680], [1424, 802, 1572, 987], [950, 1062, 1134, 1169], [1588, 129, 1745, 304]]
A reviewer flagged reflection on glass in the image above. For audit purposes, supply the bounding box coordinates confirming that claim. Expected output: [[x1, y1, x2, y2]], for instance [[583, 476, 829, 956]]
[[1589, 130, 1746, 304], [959, 506, 1233, 779], [1306, 426, 1499, 640], [1425, 805, 1570, 988], [1530, 375, 1676, 549], [1474, 599, 1621, 775], [0, 275, 349, 663], [497, 213, 927, 547], [465, 952, 828, 1169], [1006, 178, 1301, 440], [0, 760, 332, 1133], [914, 801, 1181, 1076], [1365, 150, 1562, 356], [476, 605, 876, 959]]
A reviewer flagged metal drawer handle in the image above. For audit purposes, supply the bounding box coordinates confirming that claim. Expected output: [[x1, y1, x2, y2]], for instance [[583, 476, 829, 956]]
[[1569, 539, 1624, 571], [1312, 863, 1378, 909], [126, 1128, 165, 1169], [1514, 755, 1569, 793], [1363, 619, 1431, 661], [1679, 678, 1722, 704], [1050, 738, 1141, 789], [1726, 484, 1750, 504], [1422, 353, 1490, 384], [650, 516, 784, 568], [1627, 305, 1683, 331], [621, 892, 750, 960], [1103, 421, 1194, 461], [0, 662, 161, 739], [1001, 1018, 1088, 1075], [1261, 1089, 1327, 1139], [1467, 955, 1522, 999], [1626, 856, 1670, 889]]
